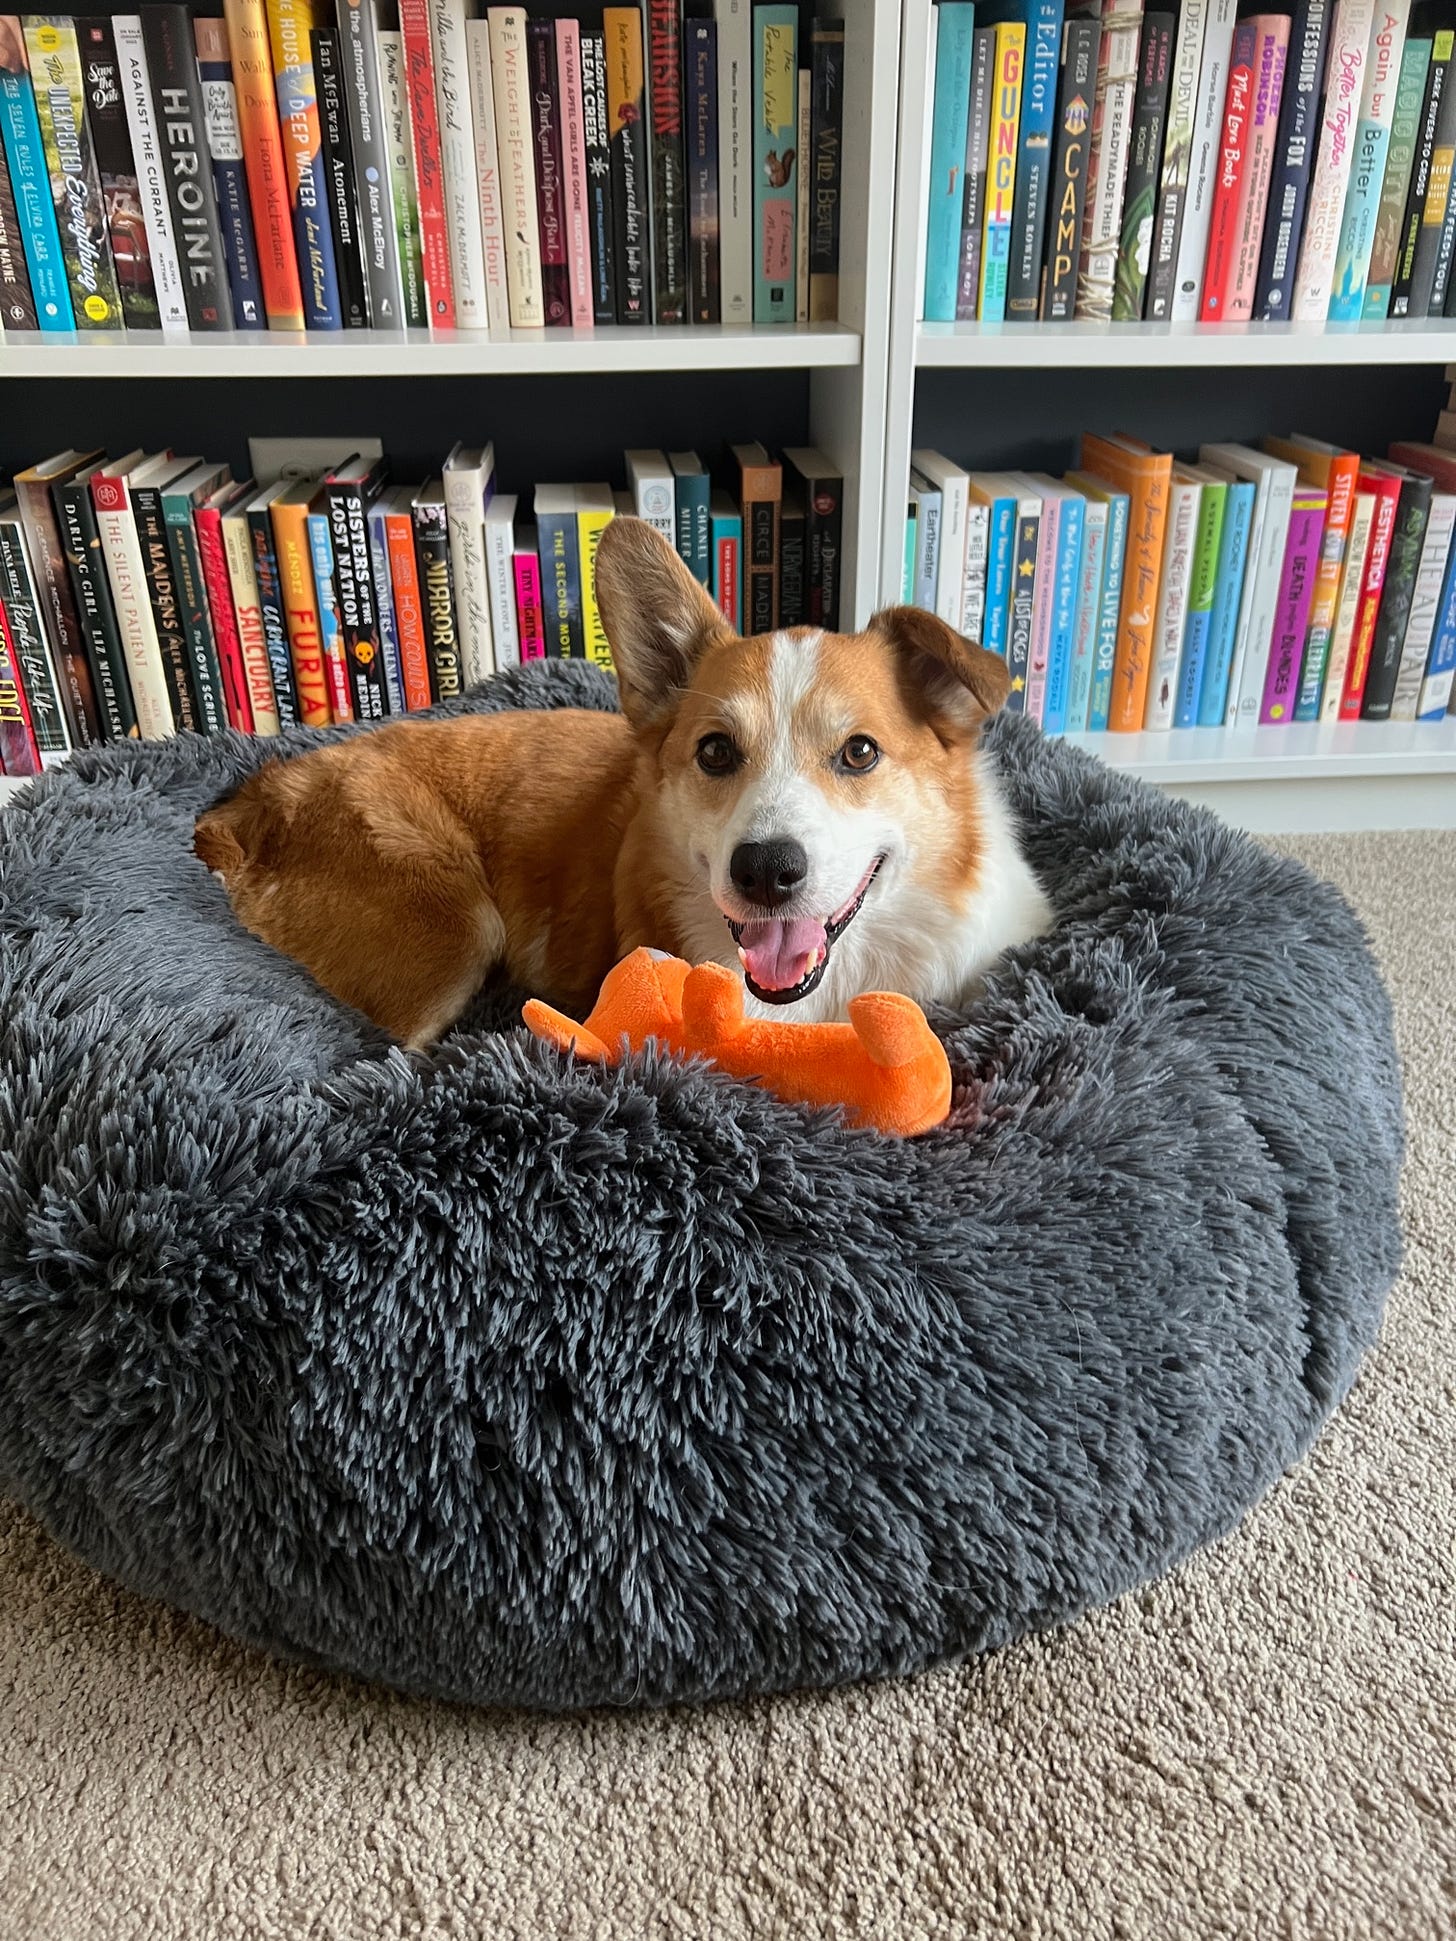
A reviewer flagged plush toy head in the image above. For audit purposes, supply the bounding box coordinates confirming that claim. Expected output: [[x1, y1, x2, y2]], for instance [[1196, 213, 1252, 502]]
[[523, 950, 952, 1138]]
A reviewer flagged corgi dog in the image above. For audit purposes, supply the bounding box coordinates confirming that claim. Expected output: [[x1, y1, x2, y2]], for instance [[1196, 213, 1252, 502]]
[[194, 517, 1051, 1048]]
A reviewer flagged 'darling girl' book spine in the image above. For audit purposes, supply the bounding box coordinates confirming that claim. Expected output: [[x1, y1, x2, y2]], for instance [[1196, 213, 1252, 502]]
[[52, 464, 137, 739]]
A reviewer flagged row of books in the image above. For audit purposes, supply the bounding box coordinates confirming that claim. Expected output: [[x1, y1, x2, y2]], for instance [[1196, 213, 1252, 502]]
[[0, 436, 844, 774], [921, 0, 1456, 327], [0, 0, 844, 337], [905, 430, 1456, 729]]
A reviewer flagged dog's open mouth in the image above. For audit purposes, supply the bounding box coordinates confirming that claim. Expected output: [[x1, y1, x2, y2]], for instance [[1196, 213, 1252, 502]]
[[726, 857, 884, 1005]]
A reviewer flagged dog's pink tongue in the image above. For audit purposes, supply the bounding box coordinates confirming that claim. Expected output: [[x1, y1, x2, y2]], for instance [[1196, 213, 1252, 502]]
[[737, 916, 827, 992]]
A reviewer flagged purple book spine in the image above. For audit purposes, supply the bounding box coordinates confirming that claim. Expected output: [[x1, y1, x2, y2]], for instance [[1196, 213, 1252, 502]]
[[1261, 489, 1327, 722]]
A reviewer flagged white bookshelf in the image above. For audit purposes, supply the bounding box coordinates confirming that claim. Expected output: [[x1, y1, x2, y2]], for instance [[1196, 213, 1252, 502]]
[[915, 320, 1456, 370]]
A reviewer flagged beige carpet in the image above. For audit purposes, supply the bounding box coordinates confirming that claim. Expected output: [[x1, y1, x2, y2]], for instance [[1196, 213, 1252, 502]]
[[3, 829, 1453, 1940]]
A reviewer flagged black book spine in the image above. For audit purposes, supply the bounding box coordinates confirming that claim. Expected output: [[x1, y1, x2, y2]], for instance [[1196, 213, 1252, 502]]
[[1362, 476, 1433, 719], [580, 28, 618, 324], [1006, 1, 1064, 316], [685, 17, 719, 323], [804, 472, 842, 631], [1392, 40, 1449, 316], [131, 484, 201, 732], [0, 133, 37, 329], [746, 500, 775, 633], [1407, 53, 1456, 316], [0, 514, 70, 756], [1436, 167, 1456, 313], [528, 17, 571, 325], [1251, 0, 1330, 320], [413, 502, 461, 699], [808, 19, 843, 323], [326, 483, 388, 720], [75, 15, 161, 330], [606, 8, 649, 322], [1042, 18, 1098, 320], [1004, 506, 1040, 714], [139, 5, 231, 331], [247, 507, 301, 729], [779, 488, 807, 627], [313, 26, 370, 329], [164, 502, 228, 735], [52, 476, 136, 739], [13, 478, 104, 747], [647, 0, 686, 321], [1112, 10, 1173, 321]]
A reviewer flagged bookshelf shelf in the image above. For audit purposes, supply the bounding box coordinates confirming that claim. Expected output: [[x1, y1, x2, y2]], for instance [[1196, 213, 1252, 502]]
[[1062, 717, 1456, 783], [0, 322, 864, 379], [915, 321, 1456, 371]]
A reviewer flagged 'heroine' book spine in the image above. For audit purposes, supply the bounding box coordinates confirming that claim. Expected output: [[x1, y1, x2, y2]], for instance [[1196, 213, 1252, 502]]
[[140, 5, 233, 329]]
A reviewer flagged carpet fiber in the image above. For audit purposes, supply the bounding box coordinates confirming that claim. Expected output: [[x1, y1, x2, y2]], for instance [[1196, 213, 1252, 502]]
[[2, 826, 1451, 1937]]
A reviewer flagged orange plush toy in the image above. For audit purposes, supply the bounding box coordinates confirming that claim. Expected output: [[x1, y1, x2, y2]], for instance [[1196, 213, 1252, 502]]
[[522, 949, 952, 1138]]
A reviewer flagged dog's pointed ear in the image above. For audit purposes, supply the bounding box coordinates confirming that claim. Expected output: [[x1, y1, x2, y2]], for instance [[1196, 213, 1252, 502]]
[[594, 516, 730, 731], [870, 605, 1011, 735]]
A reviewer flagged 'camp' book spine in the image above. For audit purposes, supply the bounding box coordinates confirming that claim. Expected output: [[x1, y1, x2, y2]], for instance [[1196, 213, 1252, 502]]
[[487, 7, 543, 327], [1329, 0, 1415, 320], [0, 602, 43, 774], [808, 17, 841, 320], [603, 4, 649, 320], [924, 0, 975, 322], [431, 0, 489, 327], [556, 17, 594, 326], [686, 16, 720, 322], [1145, 0, 1207, 320], [398, 0, 453, 321], [1259, 484, 1327, 720], [90, 464, 175, 739], [74, 15, 160, 330], [715, 0, 751, 321], [1004, 502, 1040, 715], [1252, 0, 1330, 319], [379, 25, 427, 324], [0, 509, 70, 761], [1360, 467, 1432, 717], [1112, 9, 1174, 321], [194, 15, 266, 328], [246, 500, 302, 725], [219, 0, 305, 326], [1042, 16, 1098, 319], [52, 469, 136, 739], [141, 4, 233, 330], [527, 14, 569, 324], [413, 482, 462, 697], [383, 490, 436, 705], [580, 24, 617, 322], [0, 116, 38, 328], [23, 17, 123, 327], [752, 1, 796, 323], [1075, 0, 1144, 321], [326, 477, 388, 719], [131, 475, 202, 734], [647, 0, 687, 322], [1006, 0, 1067, 318], [1363, 27, 1429, 315], [337, 0, 405, 326], [0, 30, 74, 327], [165, 481, 234, 734], [305, 507, 353, 721], [312, 23, 370, 325], [956, 24, 994, 318], [1291, 0, 1377, 317], [220, 498, 283, 733], [1391, 26, 1451, 313]]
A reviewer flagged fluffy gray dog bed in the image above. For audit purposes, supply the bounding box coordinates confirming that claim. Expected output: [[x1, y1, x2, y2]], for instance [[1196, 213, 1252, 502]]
[[0, 663, 1402, 1709]]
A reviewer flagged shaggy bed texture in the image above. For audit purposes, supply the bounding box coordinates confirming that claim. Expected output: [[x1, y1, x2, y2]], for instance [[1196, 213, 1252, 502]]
[[1, 827, 1448, 1940], [0, 667, 1404, 1715]]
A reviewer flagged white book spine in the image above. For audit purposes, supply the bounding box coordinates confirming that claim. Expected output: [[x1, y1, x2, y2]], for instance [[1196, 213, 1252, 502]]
[[1234, 469, 1297, 725], [221, 509, 282, 736], [1067, 497, 1107, 727], [91, 483, 175, 742], [1292, 0, 1379, 319], [443, 455, 496, 684], [1171, 0, 1238, 321], [555, 18, 594, 328], [625, 451, 677, 541], [464, 21, 510, 318], [489, 7, 544, 327], [1322, 489, 1376, 720], [113, 15, 189, 331], [1075, 7, 1143, 322], [1148, 0, 1211, 320], [913, 486, 942, 613], [961, 501, 990, 641], [1145, 481, 1201, 729], [430, 0, 491, 328], [483, 494, 520, 668], [715, 0, 752, 322], [1391, 493, 1456, 718]]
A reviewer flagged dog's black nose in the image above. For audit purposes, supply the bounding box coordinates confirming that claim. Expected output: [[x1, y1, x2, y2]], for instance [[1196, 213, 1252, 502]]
[[730, 839, 808, 908]]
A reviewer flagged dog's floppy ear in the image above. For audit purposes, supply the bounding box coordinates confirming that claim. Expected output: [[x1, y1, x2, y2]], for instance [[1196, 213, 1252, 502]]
[[594, 516, 730, 731], [194, 760, 311, 876], [871, 605, 1011, 734]]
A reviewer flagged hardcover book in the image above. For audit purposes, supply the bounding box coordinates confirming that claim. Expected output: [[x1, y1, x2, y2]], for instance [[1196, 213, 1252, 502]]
[[783, 446, 843, 630], [13, 450, 105, 749], [383, 483, 436, 706], [197, 482, 260, 733], [1002, 0, 1068, 318], [0, 113, 38, 327], [732, 441, 782, 632], [533, 484, 583, 657], [1260, 483, 1328, 720], [431, 0, 489, 327], [1199, 17, 1257, 319], [709, 489, 742, 631], [1263, 433, 1361, 719], [576, 484, 615, 667], [1169, 0, 1238, 318], [1225, 14, 1290, 321], [398, 0, 452, 322], [312, 23, 369, 326], [1079, 431, 1171, 730], [245, 480, 303, 724], [1145, 0, 1208, 319], [1144, 468, 1200, 729], [1195, 470, 1256, 724], [1251, 0, 1331, 318], [715, 0, 751, 322], [336, 0, 406, 327], [0, 599, 43, 775], [361, 493, 405, 711], [1362, 27, 1430, 315], [1292, 0, 1378, 317], [527, 13, 569, 324], [925, 2, 976, 321], [648, 0, 687, 322], [1389, 486, 1456, 716], [752, 2, 796, 323], [686, 17, 720, 323], [1359, 460, 1433, 716], [1336, 463, 1402, 713], [0, 497, 70, 761], [379, 24, 427, 324], [625, 448, 677, 540], [1197, 440, 1298, 726], [221, 0, 306, 326], [957, 24, 995, 318], [193, 15, 266, 328], [52, 455, 137, 739], [0, 17, 73, 326], [669, 451, 711, 582], [482, 492, 520, 669], [1113, 8, 1174, 321], [441, 441, 496, 685], [966, 475, 1019, 659], [413, 477, 463, 695], [809, 18, 842, 320], [1171, 466, 1227, 728], [220, 485, 284, 733], [912, 447, 971, 625], [162, 459, 233, 736], [22, 17, 123, 327], [1065, 491, 1106, 728], [327, 452, 392, 716], [1042, 15, 1098, 319], [269, 478, 335, 725], [513, 519, 546, 659], [579, 25, 618, 323], [1391, 24, 1452, 313], [1003, 493, 1041, 713], [602, 4, 649, 321], [1075, 0, 1144, 321], [1329, 0, 1416, 319], [556, 17, 595, 327], [75, 15, 160, 330], [305, 500, 354, 720], [487, 7, 543, 327], [264, 0, 344, 327], [130, 455, 206, 734], [979, 16, 1026, 320], [1319, 485, 1376, 716]]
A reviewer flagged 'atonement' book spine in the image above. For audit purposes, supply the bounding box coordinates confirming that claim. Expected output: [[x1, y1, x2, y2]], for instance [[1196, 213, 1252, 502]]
[[312, 23, 370, 325]]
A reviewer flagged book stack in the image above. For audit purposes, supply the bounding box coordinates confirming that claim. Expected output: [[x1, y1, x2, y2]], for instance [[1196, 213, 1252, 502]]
[[905, 429, 1456, 729], [920, 0, 1456, 327], [0, 435, 843, 774], [0, 1, 845, 335]]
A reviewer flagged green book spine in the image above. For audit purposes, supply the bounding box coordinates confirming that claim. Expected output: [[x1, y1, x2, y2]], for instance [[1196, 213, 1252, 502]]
[[752, 3, 797, 323]]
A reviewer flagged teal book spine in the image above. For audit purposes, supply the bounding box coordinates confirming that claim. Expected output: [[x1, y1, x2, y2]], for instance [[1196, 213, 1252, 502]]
[[752, 3, 798, 322], [1330, 12, 1414, 321], [924, 2, 977, 321], [710, 504, 743, 629], [1363, 33, 1431, 316], [1173, 480, 1228, 726], [1197, 478, 1256, 725], [1065, 500, 1107, 730], [982, 494, 1017, 657], [1087, 490, 1129, 731], [307, 508, 348, 715], [902, 505, 918, 602], [0, 58, 73, 326], [1041, 496, 1084, 733]]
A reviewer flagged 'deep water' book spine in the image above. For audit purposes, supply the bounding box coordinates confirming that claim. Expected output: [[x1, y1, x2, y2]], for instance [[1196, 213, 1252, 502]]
[[264, 0, 344, 327]]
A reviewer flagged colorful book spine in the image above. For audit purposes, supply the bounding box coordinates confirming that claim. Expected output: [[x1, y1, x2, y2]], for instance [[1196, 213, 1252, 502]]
[[1200, 19, 1258, 319], [1065, 470, 1131, 729], [0, 512, 70, 762], [194, 16, 266, 329], [72, 16, 158, 331], [556, 17, 594, 327], [1042, 489, 1085, 734], [1391, 29, 1452, 314], [265, 0, 343, 328], [513, 531, 546, 660], [52, 466, 136, 740], [1006, 0, 1066, 319], [1262, 437, 1360, 721], [527, 13, 569, 325], [1319, 486, 1375, 718], [1041, 15, 1098, 319], [924, 0, 975, 321], [1081, 434, 1171, 730], [579, 25, 617, 323], [735, 443, 782, 632], [956, 24, 995, 317], [431, 0, 488, 328], [1145, 0, 1207, 320], [10, 473, 97, 747], [1226, 16, 1289, 320], [911, 472, 944, 616], [1173, 475, 1226, 727], [1417, 538, 1456, 717], [1360, 467, 1431, 718], [1017, 481, 1054, 722], [1112, 9, 1173, 322], [902, 502, 917, 606], [0, 601, 43, 775], [220, 498, 283, 734], [133, 9, 230, 333], [305, 507, 352, 720], [22, 17, 123, 328], [488, 7, 543, 328], [961, 497, 990, 642], [220, 0, 305, 326], [752, 2, 796, 323], [603, 4, 649, 322], [1144, 473, 1200, 729], [379, 26, 427, 325], [969, 477, 1018, 660], [0, 23, 73, 327], [244, 492, 300, 726], [1253, 0, 1331, 319], [129, 471, 199, 734], [671, 453, 712, 584], [1338, 467, 1402, 714], [1004, 500, 1040, 713], [1330, 0, 1414, 319], [710, 492, 742, 631], [383, 489, 435, 707], [1170, 0, 1237, 318], [647, 0, 687, 323], [808, 19, 842, 321], [576, 487, 614, 669], [1075, 0, 1144, 321], [0, 89, 39, 330], [269, 491, 333, 725], [361, 501, 404, 709], [193, 495, 255, 732], [534, 491, 582, 656], [1065, 495, 1107, 730], [327, 474, 390, 718], [414, 483, 461, 695], [1363, 30, 1430, 316], [399, 0, 452, 323], [1260, 484, 1327, 721], [784, 447, 842, 629], [337, 0, 405, 327], [164, 472, 233, 734], [1390, 489, 1456, 717], [1292, 0, 1378, 317], [1196, 476, 1255, 724], [979, 18, 1025, 321], [313, 24, 369, 327]]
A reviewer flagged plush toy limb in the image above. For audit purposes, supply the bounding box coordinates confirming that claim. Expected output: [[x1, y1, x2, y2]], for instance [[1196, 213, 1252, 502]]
[[520, 1000, 612, 1062], [847, 991, 941, 1070], [680, 961, 749, 1046]]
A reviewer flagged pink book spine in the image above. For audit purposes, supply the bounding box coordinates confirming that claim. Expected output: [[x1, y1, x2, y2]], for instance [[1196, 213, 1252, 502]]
[[0, 598, 43, 778], [1261, 487, 1328, 722], [555, 18, 595, 327], [514, 549, 546, 659], [1023, 492, 1061, 725], [1226, 16, 1289, 321], [715, 535, 739, 629]]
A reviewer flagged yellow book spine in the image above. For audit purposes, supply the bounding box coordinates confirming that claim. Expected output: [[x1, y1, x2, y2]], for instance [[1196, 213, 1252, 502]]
[[579, 507, 615, 669], [978, 22, 1025, 322]]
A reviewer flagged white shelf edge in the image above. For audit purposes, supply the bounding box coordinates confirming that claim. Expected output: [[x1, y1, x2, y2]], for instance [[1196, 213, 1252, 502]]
[[915, 318, 1456, 369], [1061, 717, 1456, 783], [0, 321, 863, 378]]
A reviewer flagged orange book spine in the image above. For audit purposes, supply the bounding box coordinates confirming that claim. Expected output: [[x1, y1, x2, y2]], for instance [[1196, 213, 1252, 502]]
[[1083, 435, 1172, 731], [269, 498, 333, 724], [385, 505, 436, 710], [223, 0, 307, 329]]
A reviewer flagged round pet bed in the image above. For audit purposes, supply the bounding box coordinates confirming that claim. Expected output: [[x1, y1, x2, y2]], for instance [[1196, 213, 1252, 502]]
[[0, 664, 1403, 1709]]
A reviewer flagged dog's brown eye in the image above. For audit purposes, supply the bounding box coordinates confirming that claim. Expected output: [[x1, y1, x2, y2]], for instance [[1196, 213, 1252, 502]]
[[697, 733, 740, 775], [839, 735, 880, 772]]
